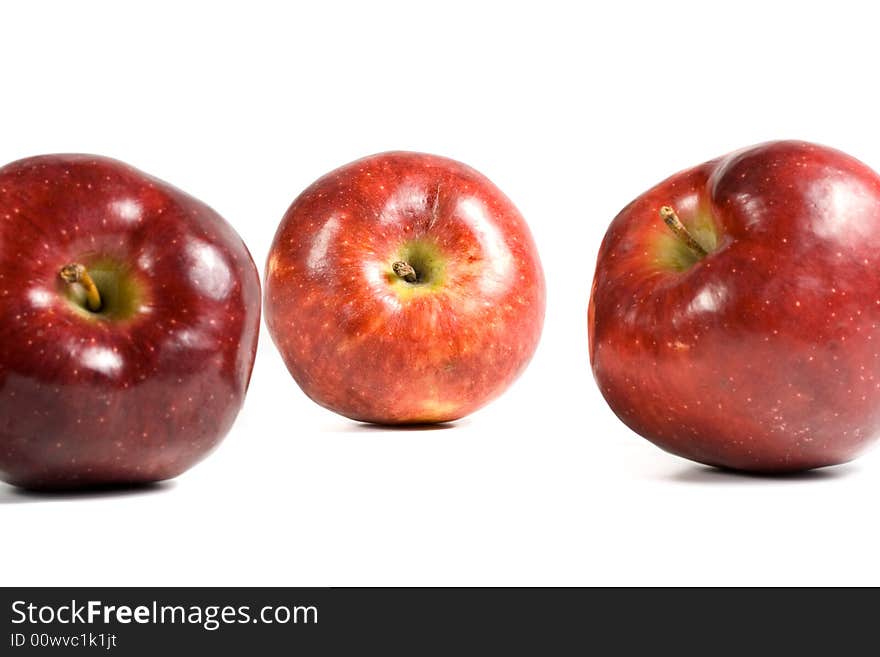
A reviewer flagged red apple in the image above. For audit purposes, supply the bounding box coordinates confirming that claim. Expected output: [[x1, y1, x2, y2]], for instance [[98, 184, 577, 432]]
[[590, 140, 880, 472], [265, 152, 545, 424], [0, 154, 260, 489]]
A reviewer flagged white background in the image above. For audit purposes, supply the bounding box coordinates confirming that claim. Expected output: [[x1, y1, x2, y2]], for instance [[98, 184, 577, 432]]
[[2, 0, 880, 586]]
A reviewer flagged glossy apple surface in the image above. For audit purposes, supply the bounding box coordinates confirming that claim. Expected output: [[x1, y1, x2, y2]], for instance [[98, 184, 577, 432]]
[[590, 140, 880, 472], [265, 152, 545, 424], [0, 154, 260, 489]]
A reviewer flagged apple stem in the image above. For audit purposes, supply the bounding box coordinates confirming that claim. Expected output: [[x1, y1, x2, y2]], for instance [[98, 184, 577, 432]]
[[659, 206, 708, 258], [392, 261, 418, 283], [59, 263, 102, 312]]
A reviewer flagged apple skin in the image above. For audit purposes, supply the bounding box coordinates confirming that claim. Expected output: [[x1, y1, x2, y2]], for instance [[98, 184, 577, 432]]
[[265, 152, 545, 424], [590, 140, 880, 472], [0, 155, 260, 489]]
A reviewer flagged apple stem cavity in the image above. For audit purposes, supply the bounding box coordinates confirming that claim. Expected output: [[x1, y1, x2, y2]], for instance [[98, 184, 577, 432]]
[[59, 263, 102, 312], [392, 261, 419, 283], [659, 206, 708, 259]]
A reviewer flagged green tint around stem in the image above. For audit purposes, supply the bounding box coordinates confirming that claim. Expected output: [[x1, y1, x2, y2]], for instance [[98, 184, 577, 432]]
[[61, 258, 145, 320], [387, 239, 448, 300], [654, 206, 718, 272]]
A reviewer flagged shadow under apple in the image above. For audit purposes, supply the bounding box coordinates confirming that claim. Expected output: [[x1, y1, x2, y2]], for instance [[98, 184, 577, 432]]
[[322, 419, 466, 433], [669, 462, 856, 484], [0, 480, 176, 504]]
